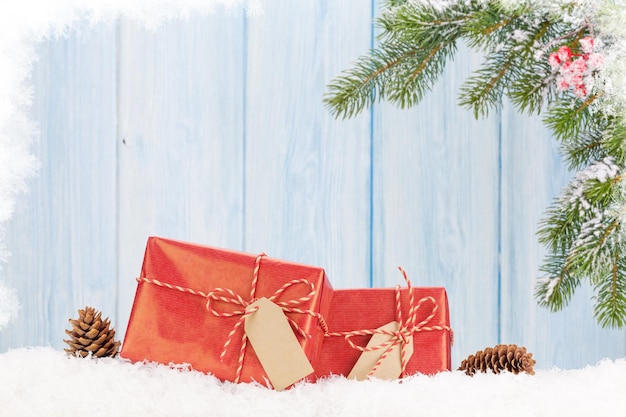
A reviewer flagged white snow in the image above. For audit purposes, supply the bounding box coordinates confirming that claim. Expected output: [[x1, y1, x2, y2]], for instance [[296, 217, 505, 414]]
[[0, 347, 624, 417], [1, 1, 626, 413], [564, 157, 620, 215], [0, 280, 19, 328], [511, 29, 530, 43], [576, 157, 620, 184], [536, 275, 560, 301]]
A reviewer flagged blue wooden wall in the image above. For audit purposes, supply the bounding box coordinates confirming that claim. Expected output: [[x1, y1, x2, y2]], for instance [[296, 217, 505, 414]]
[[1, 2, 625, 370]]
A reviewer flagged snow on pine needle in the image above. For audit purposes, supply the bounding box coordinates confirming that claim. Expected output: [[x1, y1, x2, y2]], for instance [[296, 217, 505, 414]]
[[567, 157, 620, 212], [324, 0, 626, 328]]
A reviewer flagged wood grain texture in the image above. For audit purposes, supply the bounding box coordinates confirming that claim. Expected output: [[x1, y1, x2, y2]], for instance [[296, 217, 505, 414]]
[[244, 0, 372, 288], [0, 24, 117, 351], [499, 102, 626, 369], [116, 13, 246, 338], [372, 44, 501, 369]]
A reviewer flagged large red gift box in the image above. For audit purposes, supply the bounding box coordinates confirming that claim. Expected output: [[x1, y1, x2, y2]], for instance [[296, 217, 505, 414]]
[[313, 284, 451, 379], [121, 237, 333, 388]]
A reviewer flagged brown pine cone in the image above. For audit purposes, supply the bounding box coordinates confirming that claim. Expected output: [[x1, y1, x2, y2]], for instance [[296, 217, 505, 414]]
[[64, 306, 120, 358], [458, 344, 536, 376]]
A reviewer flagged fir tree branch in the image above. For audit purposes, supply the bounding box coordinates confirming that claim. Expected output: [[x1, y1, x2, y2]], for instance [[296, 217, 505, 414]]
[[593, 242, 626, 328], [535, 257, 580, 312], [366, 49, 417, 84], [537, 195, 578, 257], [323, 38, 459, 119], [560, 117, 626, 172], [323, 45, 417, 119], [461, 2, 522, 49], [544, 94, 599, 143], [460, 12, 559, 117], [567, 216, 619, 281], [377, 1, 473, 43], [602, 119, 626, 166], [324, 0, 626, 328], [508, 71, 553, 115], [459, 50, 516, 118], [537, 155, 625, 328], [324, 0, 470, 119], [408, 43, 442, 82], [540, 21, 592, 54], [506, 20, 556, 115]]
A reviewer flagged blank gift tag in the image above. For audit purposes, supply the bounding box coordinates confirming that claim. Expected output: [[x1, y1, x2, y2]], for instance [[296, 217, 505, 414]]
[[244, 297, 314, 390], [347, 321, 414, 380]]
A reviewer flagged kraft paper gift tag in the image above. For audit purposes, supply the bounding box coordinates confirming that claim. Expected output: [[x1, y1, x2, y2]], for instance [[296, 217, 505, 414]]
[[347, 321, 414, 380], [244, 297, 314, 390]]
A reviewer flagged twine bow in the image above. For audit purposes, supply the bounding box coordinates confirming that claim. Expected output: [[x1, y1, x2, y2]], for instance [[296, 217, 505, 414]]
[[137, 253, 328, 384], [326, 267, 452, 378]]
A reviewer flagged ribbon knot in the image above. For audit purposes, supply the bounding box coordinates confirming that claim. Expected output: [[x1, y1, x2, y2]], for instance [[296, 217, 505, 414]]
[[205, 254, 327, 383], [327, 267, 451, 379], [394, 329, 412, 345], [136, 252, 329, 384]]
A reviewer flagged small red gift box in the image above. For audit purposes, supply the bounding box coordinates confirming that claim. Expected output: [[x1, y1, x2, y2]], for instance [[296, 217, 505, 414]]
[[121, 237, 333, 389], [313, 272, 451, 379]]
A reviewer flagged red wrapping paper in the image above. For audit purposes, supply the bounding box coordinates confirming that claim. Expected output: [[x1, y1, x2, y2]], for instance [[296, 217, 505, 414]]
[[313, 287, 451, 379], [121, 237, 333, 386]]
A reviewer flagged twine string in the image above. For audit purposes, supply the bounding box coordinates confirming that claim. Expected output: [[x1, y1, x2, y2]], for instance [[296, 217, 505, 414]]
[[137, 253, 328, 383], [325, 266, 451, 378]]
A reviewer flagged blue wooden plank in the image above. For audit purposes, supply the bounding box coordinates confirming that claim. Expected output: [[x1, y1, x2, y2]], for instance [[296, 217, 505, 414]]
[[116, 13, 246, 339], [244, 0, 372, 288], [372, 43, 502, 370], [0, 24, 117, 351]]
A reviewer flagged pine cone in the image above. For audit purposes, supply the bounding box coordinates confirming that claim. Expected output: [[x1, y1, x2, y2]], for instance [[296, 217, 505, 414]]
[[64, 306, 120, 358], [458, 344, 536, 376]]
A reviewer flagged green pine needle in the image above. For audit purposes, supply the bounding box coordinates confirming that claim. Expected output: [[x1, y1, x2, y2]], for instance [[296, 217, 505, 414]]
[[544, 94, 599, 143], [323, 40, 457, 119], [459, 49, 516, 118], [593, 248, 626, 328], [535, 255, 581, 312], [324, 0, 626, 328]]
